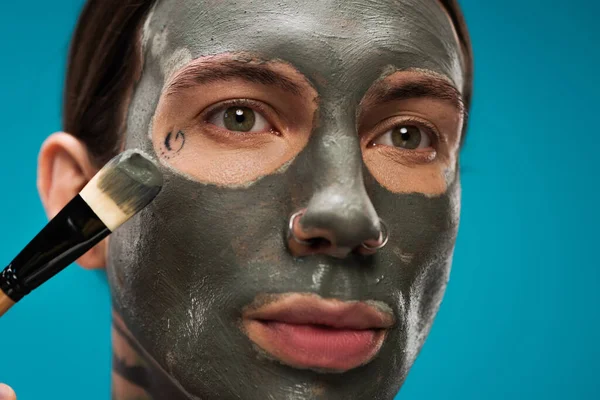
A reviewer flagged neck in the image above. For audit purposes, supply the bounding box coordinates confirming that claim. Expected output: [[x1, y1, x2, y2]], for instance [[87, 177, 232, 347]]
[[112, 323, 151, 399], [112, 313, 191, 400]]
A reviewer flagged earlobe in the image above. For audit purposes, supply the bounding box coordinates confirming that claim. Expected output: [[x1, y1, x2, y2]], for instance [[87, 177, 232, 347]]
[[37, 132, 108, 270]]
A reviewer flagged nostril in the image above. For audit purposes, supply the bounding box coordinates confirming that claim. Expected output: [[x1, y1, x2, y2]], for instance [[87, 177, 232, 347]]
[[287, 210, 337, 256], [286, 208, 386, 259], [305, 237, 332, 249], [288, 213, 332, 248]]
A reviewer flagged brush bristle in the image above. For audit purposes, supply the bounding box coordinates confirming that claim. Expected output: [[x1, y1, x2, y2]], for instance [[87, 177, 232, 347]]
[[79, 150, 163, 231]]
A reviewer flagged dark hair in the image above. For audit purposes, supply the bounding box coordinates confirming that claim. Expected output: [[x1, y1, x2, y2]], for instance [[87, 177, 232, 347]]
[[63, 0, 158, 167], [440, 0, 473, 115], [64, 0, 473, 167]]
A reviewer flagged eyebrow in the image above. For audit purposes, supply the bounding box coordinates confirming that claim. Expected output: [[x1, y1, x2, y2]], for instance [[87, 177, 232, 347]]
[[371, 77, 465, 113], [166, 61, 303, 96]]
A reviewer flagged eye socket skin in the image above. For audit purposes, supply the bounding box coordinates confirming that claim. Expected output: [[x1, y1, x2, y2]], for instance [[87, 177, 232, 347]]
[[358, 71, 464, 195], [150, 57, 318, 186]]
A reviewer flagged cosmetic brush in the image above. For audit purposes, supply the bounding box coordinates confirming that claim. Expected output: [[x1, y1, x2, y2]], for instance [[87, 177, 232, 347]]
[[0, 149, 163, 316]]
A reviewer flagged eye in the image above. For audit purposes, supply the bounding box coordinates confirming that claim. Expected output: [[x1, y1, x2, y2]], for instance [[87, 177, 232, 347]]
[[373, 124, 433, 150], [208, 106, 271, 133]]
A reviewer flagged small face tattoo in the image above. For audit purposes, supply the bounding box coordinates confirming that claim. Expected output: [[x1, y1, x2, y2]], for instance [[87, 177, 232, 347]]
[[160, 130, 185, 159]]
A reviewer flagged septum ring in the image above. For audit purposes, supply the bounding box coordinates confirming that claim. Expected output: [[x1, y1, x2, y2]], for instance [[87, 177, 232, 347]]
[[288, 210, 390, 251], [361, 219, 389, 251]]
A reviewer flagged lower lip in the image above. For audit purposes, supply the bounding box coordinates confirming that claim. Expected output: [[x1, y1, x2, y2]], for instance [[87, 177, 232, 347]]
[[244, 320, 387, 371]]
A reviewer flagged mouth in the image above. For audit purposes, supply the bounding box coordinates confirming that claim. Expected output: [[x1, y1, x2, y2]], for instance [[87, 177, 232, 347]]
[[242, 293, 395, 372]]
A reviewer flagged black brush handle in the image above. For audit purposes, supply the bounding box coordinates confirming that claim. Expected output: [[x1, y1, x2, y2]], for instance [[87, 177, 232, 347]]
[[0, 195, 110, 302]]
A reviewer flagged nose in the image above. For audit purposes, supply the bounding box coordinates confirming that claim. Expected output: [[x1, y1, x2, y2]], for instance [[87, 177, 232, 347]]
[[287, 183, 384, 258], [286, 99, 386, 258]]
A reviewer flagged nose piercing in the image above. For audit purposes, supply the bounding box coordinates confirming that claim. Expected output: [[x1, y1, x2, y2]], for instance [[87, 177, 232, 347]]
[[361, 219, 389, 250], [289, 210, 389, 251], [287, 210, 313, 246]]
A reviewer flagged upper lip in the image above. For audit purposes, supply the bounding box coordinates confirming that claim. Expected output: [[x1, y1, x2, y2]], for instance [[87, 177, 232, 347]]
[[242, 293, 395, 330]]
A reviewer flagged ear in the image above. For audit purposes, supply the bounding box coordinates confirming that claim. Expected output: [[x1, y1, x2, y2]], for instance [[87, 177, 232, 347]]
[[37, 133, 107, 269]]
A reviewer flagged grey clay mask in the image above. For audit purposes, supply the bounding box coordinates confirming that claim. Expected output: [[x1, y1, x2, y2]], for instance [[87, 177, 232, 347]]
[[107, 0, 466, 399]]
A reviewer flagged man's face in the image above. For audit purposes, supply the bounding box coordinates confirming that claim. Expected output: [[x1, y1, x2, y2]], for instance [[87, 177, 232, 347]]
[[107, 0, 465, 398]]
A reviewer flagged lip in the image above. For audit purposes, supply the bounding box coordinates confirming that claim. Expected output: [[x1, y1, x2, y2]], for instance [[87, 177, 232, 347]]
[[242, 293, 395, 372]]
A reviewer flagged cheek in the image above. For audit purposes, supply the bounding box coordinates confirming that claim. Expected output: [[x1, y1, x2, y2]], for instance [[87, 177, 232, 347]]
[[368, 176, 461, 293], [154, 128, 299, 185], [105, 198, 226, 375]]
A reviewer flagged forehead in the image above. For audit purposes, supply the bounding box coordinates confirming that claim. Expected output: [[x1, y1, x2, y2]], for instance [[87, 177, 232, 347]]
[[145, 0, 463, 94]]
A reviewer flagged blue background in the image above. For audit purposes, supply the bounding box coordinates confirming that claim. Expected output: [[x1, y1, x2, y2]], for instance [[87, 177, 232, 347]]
[[0, 0, 598, 398]]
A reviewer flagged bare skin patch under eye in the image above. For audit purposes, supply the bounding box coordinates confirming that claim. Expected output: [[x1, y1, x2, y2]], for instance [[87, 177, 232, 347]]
[[151, 55, 317, 187], [359, 70, 464, 196]]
